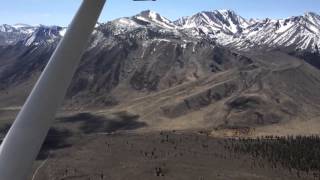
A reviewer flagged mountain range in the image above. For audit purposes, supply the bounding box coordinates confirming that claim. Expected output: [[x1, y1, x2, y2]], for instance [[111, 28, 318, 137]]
[[1, 10, 320, 52], [1, 10, 320, 135]]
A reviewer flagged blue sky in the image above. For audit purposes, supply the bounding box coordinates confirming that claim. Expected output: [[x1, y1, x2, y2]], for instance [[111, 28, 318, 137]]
[[1, 0, 319, 26]]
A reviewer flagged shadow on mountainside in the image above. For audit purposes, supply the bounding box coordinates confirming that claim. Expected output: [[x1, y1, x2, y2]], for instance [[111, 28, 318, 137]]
[[58, 111, 146, 134]]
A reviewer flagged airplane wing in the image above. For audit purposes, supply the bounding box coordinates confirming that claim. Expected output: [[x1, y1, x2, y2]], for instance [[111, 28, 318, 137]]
[[0, 0, 106, 179]]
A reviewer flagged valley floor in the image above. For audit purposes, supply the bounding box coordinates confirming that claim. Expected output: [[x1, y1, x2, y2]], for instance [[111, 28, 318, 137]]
[[30, 131, 314, 180], [1, 109, 320, 180]]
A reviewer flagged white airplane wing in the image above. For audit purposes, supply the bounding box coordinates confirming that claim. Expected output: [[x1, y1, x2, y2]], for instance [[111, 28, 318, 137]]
[[0, 0, 106, 179]]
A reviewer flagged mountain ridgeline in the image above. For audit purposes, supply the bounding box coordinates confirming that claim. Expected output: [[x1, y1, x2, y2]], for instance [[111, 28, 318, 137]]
[[1, 10, 320, 131]]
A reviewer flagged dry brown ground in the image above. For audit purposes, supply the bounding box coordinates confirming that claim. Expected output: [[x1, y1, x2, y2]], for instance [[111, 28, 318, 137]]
[[30, 131, 314, 180]]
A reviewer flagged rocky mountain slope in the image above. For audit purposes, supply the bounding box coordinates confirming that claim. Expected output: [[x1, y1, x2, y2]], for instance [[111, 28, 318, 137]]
[[0, 10, 320, 133]]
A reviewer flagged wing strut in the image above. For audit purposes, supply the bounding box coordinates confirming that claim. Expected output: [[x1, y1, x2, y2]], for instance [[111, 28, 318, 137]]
[[0, 0, 106, 179]]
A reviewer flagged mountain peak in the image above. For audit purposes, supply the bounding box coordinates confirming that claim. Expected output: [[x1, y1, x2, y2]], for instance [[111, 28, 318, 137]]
[[135, 10, 167, 22], [304, 12, 320, 25], [134, 10, 175, 29], [305, 11, 319, 17], [139, 10, 159, 18], [0, 24, 14, 32], [12, 23, 32, 29], [175, 9, 249, 34], [214, 9, 237, 15]]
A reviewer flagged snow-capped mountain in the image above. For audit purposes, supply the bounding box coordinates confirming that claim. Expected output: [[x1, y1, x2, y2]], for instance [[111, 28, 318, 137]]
[[0, 10, 319, 53], [0, 24, 66, 46], [0, 24, 16, 33], [23, 25, 65, 46], [106, 10, 178, 36], [133, 10, 176, 29], [174, 10, 251, 35], [224, 12, 320, 51], [173, 10, 320, 52], [0, 24, 32, 45]]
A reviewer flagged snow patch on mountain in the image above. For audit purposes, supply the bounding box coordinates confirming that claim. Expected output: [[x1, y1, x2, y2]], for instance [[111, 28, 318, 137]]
[[59, 28, 67, 37]]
